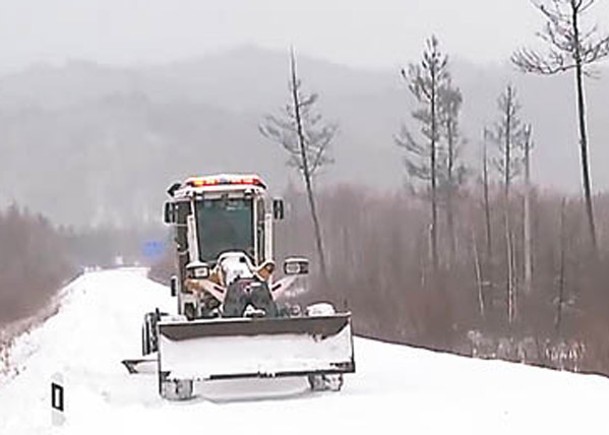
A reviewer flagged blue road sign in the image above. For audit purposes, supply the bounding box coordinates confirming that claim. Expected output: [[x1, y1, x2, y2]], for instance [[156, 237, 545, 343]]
[[142, 240, 165, 260]]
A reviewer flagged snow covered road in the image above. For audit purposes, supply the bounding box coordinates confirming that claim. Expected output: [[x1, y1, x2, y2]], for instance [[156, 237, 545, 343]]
[[1, 269, 609, 434]]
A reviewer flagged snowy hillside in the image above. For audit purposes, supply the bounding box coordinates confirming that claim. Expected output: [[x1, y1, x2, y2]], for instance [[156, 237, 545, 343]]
[[1, 269, 609, 434]]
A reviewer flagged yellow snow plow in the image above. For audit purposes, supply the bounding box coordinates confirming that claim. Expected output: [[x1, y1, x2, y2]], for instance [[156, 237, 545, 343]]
[[122, 174, 355, 400]]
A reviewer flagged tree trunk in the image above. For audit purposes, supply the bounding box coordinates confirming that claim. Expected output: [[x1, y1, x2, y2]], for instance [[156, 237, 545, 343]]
[[507, 230, 515, 325], [504, 87, 512, 202], [504, 87, 514, 326], [289, 51, 328, 284], [482, 133, 493, 276], [446, 117, 456, 268], [555, 198, 567, 336], [524, 128, 532, 296], [305, 179, 328, 283], [430, 69, 439, 276], [472, 229, 485, 319], [572, 6, 598, 256]]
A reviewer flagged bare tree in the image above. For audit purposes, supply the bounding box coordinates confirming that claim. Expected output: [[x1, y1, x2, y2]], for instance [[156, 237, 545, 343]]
[[438, 79, 468, 266], [395, 35, 449, 274], [512, 0, 609, 255], [472, 229, 486, 319], [555, 198, 567, 336], [523, 126, 534, 296], [259, 48, 337, 283], [488, 85, 528, 198], [478, 128, 495, 316], [487, 85, 529, 325], [482, 129, 493, 267]]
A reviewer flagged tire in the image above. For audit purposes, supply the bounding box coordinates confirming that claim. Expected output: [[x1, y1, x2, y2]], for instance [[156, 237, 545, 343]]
[[141, 322, 151, 356], [142, 312, 160, 355], [160, 379, 194, 401], [184, 303, 196, 320], [307, 374, 344, 392]]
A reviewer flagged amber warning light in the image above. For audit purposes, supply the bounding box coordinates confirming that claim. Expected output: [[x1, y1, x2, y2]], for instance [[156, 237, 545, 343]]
[[185, 175, 266, 189]]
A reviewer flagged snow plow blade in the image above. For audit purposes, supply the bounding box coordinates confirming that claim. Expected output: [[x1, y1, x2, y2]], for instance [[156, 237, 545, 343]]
[[157, 313, 355, 381], [121, 356, 157, 374]]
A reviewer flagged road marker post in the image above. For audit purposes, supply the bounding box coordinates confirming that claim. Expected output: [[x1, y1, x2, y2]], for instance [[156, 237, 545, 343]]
[[51, 373, 65, 426]]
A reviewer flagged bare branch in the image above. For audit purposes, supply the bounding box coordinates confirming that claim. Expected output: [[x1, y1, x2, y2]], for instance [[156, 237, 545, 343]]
[[515, 0, 609, 76], [512, 47, 577, 74]]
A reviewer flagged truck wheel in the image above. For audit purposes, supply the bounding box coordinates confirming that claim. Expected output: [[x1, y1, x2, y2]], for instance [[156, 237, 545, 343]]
[[307, 374, 343, 392], [141, 322, 150, 355], [142, 312, 158, 355], [160, 379, 194, 401], [184, 303, 197, 320]]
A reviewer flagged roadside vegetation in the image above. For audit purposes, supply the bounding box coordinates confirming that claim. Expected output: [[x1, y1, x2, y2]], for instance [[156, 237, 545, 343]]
[[0, 205, 74, 326], [277, 186, 609, 375], [274, 1, 609, 376]]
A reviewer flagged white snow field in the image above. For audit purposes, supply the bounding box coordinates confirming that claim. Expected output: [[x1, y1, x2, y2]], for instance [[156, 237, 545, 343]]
[[1, 269, 609, 434]]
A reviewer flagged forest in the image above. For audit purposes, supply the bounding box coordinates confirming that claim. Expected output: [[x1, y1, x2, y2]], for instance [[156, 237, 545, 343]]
[[2, 0, 609, 377], [260, 0, 609, 375]]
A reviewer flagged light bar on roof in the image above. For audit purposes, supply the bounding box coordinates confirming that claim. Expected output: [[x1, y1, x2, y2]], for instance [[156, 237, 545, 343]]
[[184, 174, 266, 189]]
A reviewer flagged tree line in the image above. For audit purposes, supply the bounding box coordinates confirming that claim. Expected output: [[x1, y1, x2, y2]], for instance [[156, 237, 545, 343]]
[[264, 0, 609, 374], [0, 206, 73, 326], [0, 206, 166, 328]]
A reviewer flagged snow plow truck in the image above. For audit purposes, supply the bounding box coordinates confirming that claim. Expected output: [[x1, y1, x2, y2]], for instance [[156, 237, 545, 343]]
[[123, 174, 355, 400]]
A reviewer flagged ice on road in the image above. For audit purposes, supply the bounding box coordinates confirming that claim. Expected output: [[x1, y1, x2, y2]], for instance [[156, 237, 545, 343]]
[[1, 269, 608, 434]]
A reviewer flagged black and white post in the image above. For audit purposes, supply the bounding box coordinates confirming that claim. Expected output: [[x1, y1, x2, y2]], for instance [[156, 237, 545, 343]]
[[51, 373, 65, 426]]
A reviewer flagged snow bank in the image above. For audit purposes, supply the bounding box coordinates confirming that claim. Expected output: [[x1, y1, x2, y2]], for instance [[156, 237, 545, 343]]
[[1, 268, 609, 434]]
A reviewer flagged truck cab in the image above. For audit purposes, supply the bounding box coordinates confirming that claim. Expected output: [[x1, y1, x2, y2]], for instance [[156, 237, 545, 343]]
[[163, 174, 291, 319]]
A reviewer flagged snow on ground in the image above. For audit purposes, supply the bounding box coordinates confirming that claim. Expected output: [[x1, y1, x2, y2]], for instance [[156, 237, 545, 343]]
[[1, 269, 609, 434]]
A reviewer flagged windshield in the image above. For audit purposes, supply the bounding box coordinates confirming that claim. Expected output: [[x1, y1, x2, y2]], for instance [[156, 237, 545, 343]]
[[195, 197, 254, 263]]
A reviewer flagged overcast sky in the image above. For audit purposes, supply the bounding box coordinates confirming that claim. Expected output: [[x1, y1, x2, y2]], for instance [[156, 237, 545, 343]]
[[2, 0, 609, 72]]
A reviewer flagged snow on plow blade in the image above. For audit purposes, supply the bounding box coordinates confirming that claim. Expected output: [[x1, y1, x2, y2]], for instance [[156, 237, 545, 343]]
[[157, 313, 355, 381]]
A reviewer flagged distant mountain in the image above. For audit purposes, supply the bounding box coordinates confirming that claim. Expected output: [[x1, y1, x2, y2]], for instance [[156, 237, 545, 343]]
[[0, 46, 607, 226]]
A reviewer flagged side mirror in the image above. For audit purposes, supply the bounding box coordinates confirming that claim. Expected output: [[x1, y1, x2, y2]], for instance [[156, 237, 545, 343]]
[[166, 181, 181, 197], [273, 198, 285, 220], [283, 257, 309, 275], [163, 202, 176, 224], [170, 275, 178, 297]]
